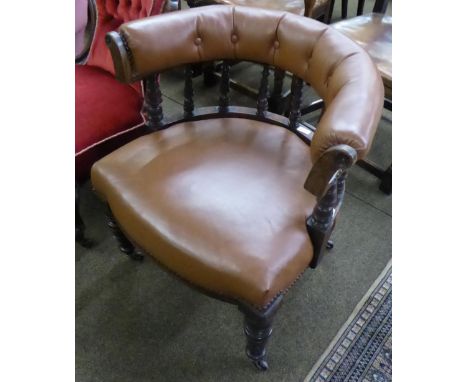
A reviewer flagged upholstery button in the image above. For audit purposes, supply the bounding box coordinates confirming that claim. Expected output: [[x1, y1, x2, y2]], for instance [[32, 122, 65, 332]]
[[231, 34, 238, 43], [273, 41, 280, 49], [195, 37, 202, 45]]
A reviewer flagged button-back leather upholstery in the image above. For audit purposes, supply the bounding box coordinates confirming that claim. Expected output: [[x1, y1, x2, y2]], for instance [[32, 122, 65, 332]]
[[112, 6, 384, 162]]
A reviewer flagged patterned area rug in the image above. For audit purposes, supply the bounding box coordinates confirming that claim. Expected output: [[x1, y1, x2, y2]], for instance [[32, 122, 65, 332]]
[[304, 262, 392, 382]]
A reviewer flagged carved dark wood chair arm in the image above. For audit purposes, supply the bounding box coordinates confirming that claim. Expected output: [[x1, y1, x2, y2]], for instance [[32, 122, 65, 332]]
[[304, 144, 357, 200]]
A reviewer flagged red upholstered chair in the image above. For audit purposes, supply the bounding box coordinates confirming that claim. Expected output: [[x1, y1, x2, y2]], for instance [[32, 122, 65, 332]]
[[75, 0, 166, 246]]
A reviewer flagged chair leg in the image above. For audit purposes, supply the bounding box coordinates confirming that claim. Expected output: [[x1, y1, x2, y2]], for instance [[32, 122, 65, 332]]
[[341, 0, 348, 19], [379, 164, 392, 195], [107, 207, 143, 261], [326, 0, 335, 23], [238, 295, 283, 371], [384, 98, 392, 111], [75, 183, 93, 248]]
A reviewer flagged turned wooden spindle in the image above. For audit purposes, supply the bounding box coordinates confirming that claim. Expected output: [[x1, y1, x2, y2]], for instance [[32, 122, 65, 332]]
[[269, 68, 286, 113], [219, 61, 230, 111], [257, 65, 270, 116], [307, 178, 340, 268], [336, 171, 347, 209], [184, 65, 194, 117], [144, 73, 164, 130], [288, 75, 304, 130]]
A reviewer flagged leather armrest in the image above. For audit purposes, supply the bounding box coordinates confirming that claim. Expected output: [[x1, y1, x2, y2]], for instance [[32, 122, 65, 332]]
[[310, 53, 384, 163]]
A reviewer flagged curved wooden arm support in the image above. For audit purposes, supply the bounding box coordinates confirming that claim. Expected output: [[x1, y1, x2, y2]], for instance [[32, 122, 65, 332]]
[[105, 31, 135, 83], [304, 144, 357, 199], [304, 144, 357, 268]]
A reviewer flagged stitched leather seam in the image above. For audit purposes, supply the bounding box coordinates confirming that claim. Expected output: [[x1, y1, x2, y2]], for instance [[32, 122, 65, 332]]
[[195, 15, 202, 61], [108, 217, 312, 312], [325, 52, 359, 87], [272, 12, 287, 66], [232, 6, 238, 60], [255, 267, 309, 311], [304, 27, 328, 79]]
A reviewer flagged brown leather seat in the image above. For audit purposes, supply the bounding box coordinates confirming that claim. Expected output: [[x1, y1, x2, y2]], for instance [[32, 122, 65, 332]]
[[92, 118, 316, 307], [332, 13, 391, 98]]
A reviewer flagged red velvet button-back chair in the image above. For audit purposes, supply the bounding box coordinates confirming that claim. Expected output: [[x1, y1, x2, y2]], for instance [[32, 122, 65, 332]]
[[75, 0, 166, 245]]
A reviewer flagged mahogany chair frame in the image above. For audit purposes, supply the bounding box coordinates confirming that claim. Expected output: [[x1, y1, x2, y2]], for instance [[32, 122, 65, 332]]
[[103, 29, 360, 370]]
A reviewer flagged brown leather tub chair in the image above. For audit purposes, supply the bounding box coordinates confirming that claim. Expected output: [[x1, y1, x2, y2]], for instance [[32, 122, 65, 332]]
[[91, 5, 383, 370]]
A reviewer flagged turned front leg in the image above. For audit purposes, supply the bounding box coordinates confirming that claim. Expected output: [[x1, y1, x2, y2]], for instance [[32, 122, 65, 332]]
[[106, 207, 143, 261], [238, 295, 283, 371], [75, 182, 93, 248]]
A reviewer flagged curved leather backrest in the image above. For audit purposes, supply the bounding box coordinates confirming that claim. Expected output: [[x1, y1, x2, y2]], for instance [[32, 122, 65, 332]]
[[110, 5, 384, 161]]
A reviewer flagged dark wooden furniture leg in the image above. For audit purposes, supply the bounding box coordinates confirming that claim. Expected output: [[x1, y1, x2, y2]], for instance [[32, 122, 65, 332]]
[[356, 159, 392, 195], [357, 0, 365, 15], [384, 98, 392, 111], [326, 0, 335, 23], [379, 164, 392, 194], [238, 295, 283, 371], [75, 182, 93, 248], [341, 0, 348, 19], [107, 207, 143, 261]]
